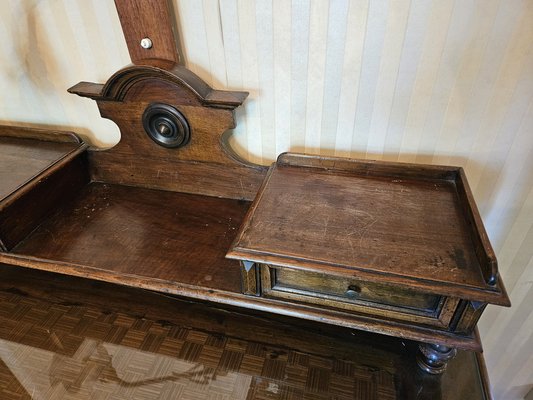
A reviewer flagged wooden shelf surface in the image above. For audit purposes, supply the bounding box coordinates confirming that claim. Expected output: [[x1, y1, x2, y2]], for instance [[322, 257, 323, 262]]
[[232, 167, 478, 283], [13, 182, 249, 293], [0, 136, 80, 202], [0, 171, 484, 351], [229, 154, 509, 305]]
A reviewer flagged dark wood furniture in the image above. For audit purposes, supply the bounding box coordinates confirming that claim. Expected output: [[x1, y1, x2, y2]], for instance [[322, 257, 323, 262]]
[[0, 0, 509, 382], [0, 264, 494, 399], [227, 153, 510, 373]]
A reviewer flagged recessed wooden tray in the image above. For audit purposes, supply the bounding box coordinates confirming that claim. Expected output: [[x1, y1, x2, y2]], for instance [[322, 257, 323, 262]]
[[0, 126, 82, 203], [0, 123, 251, 297], [0, 127, 87, 252], [224, 153, 510, 360], [0, 62, 269, 306], [227, 153, 509, 306], [12, 182, 249, 293]]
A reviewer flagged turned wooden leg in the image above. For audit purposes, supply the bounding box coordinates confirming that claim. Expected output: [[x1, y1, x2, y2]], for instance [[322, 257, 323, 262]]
[[416, 343, 457, 374]]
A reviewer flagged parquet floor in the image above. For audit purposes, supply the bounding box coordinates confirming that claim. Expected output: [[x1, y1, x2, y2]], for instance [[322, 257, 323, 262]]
[[0, 266, 488, 399]]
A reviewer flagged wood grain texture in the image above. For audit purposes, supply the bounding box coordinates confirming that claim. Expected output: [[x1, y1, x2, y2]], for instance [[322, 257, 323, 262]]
[[456, 168, 498, 285], [88, 151, 265, 201], [0, 1, 508, 369], [0, 265, 491, 399], [69, 62, 267, 200], [261, 265, 459, 329], [0, 127, 82, 202], [72, 60, 250, 107], [273, 266, 440, 311], [12, 182, 249, 293], [228, 153, 510, 306], [454, 301, 487, 334], [0, 125, 81, 144], [240, 262, 260, 296], [0, 1, 527, 394], [0, 126, 87, 251], [0, 254, 483, 351], [114, 0, 180, 63], [0, 152, 89, 251], [0, 140, 491, 349], [276, 152, 460, 180]]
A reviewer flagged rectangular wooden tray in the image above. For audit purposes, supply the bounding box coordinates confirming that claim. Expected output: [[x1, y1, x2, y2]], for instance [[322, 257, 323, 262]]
[[0, 127, 86, 252], [12, 181, 248, 293], [227, 153, 509, 306], [0, 126, 249, 297], [0, 126, 82, 203]]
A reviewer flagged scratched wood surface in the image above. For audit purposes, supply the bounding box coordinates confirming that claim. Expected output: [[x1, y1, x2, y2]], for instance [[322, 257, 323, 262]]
[[228, 154, 509, 306], [12, 182, 249, 293], [0, 152, 88, 252], [0, 140, 492, 351], [0, 133, 79, 202], [0, 126, 86, 252], [0, 265, 490, 399], [236, 166, 481, 284], [69, 61, 267, 201]]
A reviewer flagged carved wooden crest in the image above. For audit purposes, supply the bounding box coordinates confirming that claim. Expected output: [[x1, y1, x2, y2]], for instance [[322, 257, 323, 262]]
[[68, 0, 266, 200]]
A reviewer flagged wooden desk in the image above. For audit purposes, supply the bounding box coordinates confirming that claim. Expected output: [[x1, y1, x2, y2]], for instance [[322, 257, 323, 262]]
[[0, 265, 492, 399], [0, 58, 509, 375], [0, 1, 508, 395]]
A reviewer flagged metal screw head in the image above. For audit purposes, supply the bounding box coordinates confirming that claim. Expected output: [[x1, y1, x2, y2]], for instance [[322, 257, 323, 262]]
[[140, 37, 153, 49], [345, 289, 359, 298], [345, 284, 361, 299], [157, 122, 171, 137]]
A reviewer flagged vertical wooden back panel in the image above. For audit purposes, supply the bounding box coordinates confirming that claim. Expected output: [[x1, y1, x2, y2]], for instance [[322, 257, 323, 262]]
[[69, 2, 267, 200], [114, 0, 180, 63]]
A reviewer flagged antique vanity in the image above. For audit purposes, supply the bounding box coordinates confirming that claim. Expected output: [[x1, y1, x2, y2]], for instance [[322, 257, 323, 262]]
[[0, 0, 509, 378]]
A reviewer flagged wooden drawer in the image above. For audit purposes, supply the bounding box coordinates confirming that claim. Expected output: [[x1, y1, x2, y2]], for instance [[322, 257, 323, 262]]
[[274, 267, 440, 310], [259, 265, 459, 329]]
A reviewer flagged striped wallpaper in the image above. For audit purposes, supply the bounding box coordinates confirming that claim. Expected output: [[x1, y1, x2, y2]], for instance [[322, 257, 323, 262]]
[[0, 1, 532, 398]]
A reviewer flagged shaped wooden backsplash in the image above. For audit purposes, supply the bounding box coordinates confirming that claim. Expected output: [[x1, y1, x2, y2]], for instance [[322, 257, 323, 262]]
[[69, 61, 266, 200], [68, 0, 266, 201]]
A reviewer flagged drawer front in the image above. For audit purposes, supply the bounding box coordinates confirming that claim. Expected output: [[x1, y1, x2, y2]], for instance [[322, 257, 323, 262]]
[[260, 265, 459, 328], [275, 267, 439, 311]]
